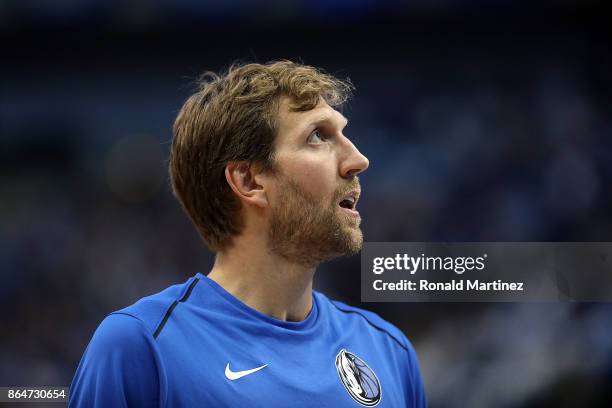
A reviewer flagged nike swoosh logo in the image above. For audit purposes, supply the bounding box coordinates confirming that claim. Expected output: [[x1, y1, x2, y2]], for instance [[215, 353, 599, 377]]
[[225, 363, 268, 380]]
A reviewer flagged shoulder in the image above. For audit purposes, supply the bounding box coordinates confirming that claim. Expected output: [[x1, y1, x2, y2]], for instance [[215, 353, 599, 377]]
[[114, 276, 200, 336], [314, 291, 415, 354], [68, 276, 203, 408], [78, 312, 158, 370], [90, 312, 152, 350], [69, 313, 163, 407], [70, 276, 200, 405]]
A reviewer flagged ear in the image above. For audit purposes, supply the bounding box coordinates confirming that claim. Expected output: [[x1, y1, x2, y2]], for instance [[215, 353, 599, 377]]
[[225, 161, 268, 208]]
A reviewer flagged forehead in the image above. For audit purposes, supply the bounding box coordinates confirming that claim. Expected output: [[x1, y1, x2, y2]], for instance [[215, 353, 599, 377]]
[[275, 96, 347, 139]]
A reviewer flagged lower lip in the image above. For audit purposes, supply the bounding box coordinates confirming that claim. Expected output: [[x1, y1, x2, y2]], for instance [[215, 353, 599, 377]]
[[339, 206, 360, 218]]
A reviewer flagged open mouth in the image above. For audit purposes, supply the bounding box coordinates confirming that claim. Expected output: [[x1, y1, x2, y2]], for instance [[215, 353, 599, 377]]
[[338, 192, 360, 217], [339, 196, 356, 210]]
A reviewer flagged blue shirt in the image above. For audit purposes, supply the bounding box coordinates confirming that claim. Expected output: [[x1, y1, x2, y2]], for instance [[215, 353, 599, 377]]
[[70, 273, 427, 407]]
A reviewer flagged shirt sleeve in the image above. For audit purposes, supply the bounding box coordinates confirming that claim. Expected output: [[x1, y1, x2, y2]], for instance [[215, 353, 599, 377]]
[[69, 313, 162, 408], [406, 342, 427, 408]]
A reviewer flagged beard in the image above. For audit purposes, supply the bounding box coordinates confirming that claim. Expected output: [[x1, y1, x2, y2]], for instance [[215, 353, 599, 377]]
[[267, 175, 363, 267]]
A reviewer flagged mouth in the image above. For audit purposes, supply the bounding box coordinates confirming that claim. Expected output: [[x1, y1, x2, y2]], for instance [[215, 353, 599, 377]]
[[338, 191, 360, 217]]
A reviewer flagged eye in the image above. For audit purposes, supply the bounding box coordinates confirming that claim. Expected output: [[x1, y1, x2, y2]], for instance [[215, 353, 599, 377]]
[[307, 128, 325, 144]]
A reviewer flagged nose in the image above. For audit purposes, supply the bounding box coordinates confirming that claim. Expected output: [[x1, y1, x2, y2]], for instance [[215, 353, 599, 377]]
[[339, 136, 369, 178]]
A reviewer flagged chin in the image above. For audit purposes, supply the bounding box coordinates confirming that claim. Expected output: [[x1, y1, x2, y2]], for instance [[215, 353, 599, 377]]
[[341, 226, 364, 255]]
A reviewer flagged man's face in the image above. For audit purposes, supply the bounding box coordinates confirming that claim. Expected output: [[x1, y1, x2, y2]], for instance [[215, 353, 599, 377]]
[[265, 97, 369, 266]]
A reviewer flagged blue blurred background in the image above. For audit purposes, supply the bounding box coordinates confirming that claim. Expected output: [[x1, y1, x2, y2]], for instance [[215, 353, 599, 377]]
[[2, 1, 612, 406]]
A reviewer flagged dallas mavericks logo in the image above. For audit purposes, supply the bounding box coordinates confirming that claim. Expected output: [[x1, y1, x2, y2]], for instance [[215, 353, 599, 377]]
[[335, 349, 381, 406]]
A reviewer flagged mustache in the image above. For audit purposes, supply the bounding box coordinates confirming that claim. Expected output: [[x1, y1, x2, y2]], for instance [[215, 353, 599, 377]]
[[335, 177, 361, 201]]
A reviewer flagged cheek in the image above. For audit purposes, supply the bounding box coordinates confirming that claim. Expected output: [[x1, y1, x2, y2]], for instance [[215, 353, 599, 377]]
[[281, 156, 337, 197]]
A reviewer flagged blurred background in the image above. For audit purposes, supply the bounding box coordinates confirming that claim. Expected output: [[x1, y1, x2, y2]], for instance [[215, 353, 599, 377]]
[[2, 0, 612, 407]]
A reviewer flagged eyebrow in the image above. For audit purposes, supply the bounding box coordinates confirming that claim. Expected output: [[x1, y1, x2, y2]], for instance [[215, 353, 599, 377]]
[[306, 113, 349, 130]]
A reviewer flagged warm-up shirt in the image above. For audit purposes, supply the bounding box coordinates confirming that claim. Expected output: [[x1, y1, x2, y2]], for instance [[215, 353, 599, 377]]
[[70, 273, 427, 407]]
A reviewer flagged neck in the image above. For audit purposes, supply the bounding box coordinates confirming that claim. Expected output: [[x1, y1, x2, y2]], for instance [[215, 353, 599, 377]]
[[207, 233, 317, 322]]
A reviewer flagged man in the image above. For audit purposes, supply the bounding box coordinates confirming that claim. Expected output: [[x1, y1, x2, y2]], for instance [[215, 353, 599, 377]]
[[70, 60, 427, 407]]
